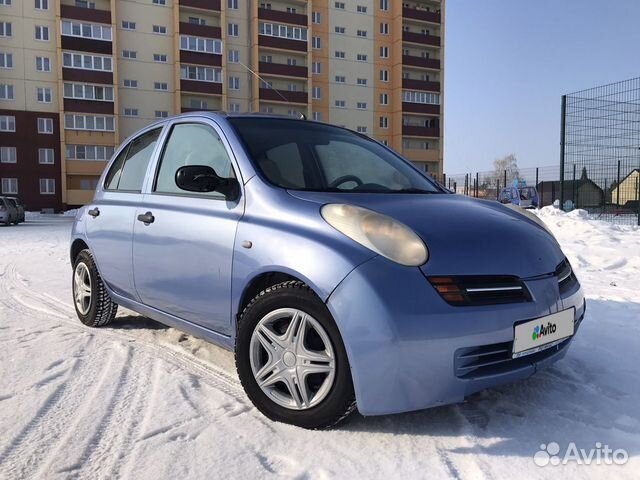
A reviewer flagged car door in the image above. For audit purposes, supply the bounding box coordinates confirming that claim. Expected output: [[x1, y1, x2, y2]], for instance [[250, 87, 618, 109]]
[[84, 126, 164, 300], [132, 120, 243, 335]]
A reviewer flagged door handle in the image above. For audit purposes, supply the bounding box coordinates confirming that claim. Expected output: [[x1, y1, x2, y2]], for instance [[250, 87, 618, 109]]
[[88, 207, 100, 218], [137, 211, 155, 225]]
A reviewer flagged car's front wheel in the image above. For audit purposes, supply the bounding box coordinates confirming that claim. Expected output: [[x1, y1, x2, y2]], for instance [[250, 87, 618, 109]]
[[72, 249, 118, 327], [236, 281, 356, 429]]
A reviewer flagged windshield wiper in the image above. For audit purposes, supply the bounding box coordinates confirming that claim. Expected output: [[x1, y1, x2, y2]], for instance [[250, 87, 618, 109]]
[[396, 188, 441, 194]]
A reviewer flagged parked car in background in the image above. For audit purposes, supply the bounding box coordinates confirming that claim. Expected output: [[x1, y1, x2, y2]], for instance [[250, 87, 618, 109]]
[[70, 113, 585, 429], [499, 185, 539, 209], [5, 197, 25, 223], [0, 197, 19, 225]]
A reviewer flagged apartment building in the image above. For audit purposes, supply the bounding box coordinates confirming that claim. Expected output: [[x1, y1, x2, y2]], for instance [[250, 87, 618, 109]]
[[0, 0, 444, 210]]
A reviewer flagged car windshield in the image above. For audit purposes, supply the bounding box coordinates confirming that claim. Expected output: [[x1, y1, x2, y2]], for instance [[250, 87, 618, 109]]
[[6, 198, 16, 207], [228, 118, 442, 194]]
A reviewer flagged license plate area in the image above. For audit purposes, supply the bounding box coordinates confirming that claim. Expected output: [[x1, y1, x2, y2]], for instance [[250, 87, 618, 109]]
[[512, 308, 575, 359]]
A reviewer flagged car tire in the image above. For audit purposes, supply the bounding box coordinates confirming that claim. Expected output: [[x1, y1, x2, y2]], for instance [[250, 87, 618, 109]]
[[236, 281, 356, 429], [72, 249, 118, 327]]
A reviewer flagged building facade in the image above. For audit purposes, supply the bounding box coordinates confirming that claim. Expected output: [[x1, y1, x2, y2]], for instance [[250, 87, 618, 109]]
[[0, 0, 444, 210]]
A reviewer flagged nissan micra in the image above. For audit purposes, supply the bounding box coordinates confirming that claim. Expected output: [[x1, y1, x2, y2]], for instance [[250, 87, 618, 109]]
[[70, 113, 585, 429]]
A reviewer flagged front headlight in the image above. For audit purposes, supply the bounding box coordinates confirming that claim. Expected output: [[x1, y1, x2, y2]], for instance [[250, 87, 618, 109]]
[[321, 203, 428, 266]]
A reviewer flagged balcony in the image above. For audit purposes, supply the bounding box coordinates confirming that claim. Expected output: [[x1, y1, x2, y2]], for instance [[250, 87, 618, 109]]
[[66, 159, 108, 176], [181, 107, 219, 113], [402, 125, 440, 137], [259, 88, 307, 104], [402, 102, 440, 115], [402, 78, 441, 92], [62, 68, 113, 85], [258, 35, 307, 53], [61, 37, 112, 55], [179, 0, 221, 12], [179, 50, 222, 67], [259, 62, 307, 79], [64, 99, 114, 115], [179, 22, 222, 38], [60, 4, 111, 24], [402, 7, 441, 24], [180, 80, 222, 95], [402, 55, 440, 70], [258, 7, 307, 27], [402, 31, 441, 47]]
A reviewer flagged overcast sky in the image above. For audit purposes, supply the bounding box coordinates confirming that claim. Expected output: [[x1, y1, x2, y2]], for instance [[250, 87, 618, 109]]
[[443, 0, 640, 174]]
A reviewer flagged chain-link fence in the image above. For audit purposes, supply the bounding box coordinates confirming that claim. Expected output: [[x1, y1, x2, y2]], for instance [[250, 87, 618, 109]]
[[435, 78, 640, 226]]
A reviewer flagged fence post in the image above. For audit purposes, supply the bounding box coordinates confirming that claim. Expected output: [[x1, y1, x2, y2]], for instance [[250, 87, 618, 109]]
[[604, 178, 607, 215], [616, 160, 621, 206], [572, 163, 577, 207], [559, 94, 567, 210], [503, 170, 507, 190], [496, 179, 500, 199], [637, 177, 640, 226], [535, 167, 539, 189], [475, 172, 479, 197]]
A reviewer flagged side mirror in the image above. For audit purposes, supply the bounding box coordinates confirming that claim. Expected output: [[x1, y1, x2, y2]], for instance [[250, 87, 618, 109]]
[[175, 165, 239, 200]]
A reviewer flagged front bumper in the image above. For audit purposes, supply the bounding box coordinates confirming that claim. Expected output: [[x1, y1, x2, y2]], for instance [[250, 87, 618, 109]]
[[326, 256, 585, 416]]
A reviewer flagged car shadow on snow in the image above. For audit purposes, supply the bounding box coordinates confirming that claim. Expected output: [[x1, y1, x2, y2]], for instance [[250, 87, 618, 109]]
[[344, 298, 640, 459], [108, 314, 169, 331]]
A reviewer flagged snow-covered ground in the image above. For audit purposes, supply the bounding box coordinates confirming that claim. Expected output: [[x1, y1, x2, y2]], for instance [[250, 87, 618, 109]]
[[0, 208, 638, 479]]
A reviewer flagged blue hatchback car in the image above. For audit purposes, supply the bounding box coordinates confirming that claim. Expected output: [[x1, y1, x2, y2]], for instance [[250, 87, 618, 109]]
[[70, 113, 585, 428]]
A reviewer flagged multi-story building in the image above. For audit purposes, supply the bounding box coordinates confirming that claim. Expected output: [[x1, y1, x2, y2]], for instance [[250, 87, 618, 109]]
[[0, 0, 444, 210]]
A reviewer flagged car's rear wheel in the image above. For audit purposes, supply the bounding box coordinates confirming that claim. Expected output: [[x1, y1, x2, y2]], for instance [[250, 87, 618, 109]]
[[72, 249, 118, 327], [236, 281, 356, 429]]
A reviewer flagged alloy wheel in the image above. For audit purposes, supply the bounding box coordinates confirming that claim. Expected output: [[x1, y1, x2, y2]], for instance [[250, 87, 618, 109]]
[[73, 262, 92, 315]]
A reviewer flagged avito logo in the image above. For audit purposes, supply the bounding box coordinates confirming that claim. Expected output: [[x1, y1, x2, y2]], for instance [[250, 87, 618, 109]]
[[532, 322, 557, 341]]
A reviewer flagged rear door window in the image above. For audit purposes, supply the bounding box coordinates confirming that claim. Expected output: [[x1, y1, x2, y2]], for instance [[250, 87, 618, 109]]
[[104, 128, 162, 192]]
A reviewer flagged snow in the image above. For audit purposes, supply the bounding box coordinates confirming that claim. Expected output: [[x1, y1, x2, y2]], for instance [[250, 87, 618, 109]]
[[0, 208, 639, 479]]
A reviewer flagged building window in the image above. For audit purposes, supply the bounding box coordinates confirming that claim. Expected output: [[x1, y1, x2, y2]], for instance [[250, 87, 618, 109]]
[[35, 25, 49, 41], [356, 30, 367, 37], [335, 51, 345, 59], [64, 82, 114, 101], [229, 103, 240, 113], [380, 70, 389, 82], [335, 100, 346, 108], [260, 54, 272, 63], [228, 23, 239, 37], [287, 57, 297, 66], [153, 25, 167, 34], [229, 76, 240, 90], [152, 0, 166, 5], [356, 102, 367, 109], [38, 148, 54, 164], [228, 0, 238, 8], [155, 110, 168, 118], [38, 117, 54, 133], [228, 49, 239, 63], [357, 5, 367, 13], [380, 0, 389, 11], [259, 22, 307, 41], [312, 111, 321, 121], [0, 84, 14, 100], [1, 178, 18, 195], [260, 2, 271, 9], [287, 83, 297, 92], [0, 22, 12, 38], [40, 179, 55, 195], [64, 114, 115, 132], [35, 0, 49, 10], [0, 115, 15, 131], [61, 20, 112, 41], [154, 82, 168, 91], [66, 144, 115, 160], [312, 12, 320, 24], [190, 99, 207, 109], [379, 93, 388, 105], [379, 116, 388, 128], [0, 146, 16, 163], [312, 86, 321, 99], [312, 37, 320, 49], [403, 90, 440, 105], [36, 56, 51, 71], [123, 108, 138, 116], [63, 52, 112, 71], [188, 17, 206, 25], [37, 87, 52, 103], [179, 36, 223, 54], [357, 78, 367, 86], [335, 75, 345, 83], [356, 54, 367, 62], [286, 7, 296, 13], [380, 23, 389, 35], [180, 65, 222, 82], [123, 79, 138, 88], [122, 21, 136, 30], [153, 54, 167, 63], [0, 52, 13, 69], [335, 2, 345, 9], [0, 0, 12, 5], [334, 26, 345, 34], [312, 62, 321, 74], [356, 126, 367, 133], [380, 46, 389, 58], [122, 50, 137, 59]]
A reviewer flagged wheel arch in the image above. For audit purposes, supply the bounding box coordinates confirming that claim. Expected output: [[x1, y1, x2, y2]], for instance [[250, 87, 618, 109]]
[[70, 238, 89, 265]]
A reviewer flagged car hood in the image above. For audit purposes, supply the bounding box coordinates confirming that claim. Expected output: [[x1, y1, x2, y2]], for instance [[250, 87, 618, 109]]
[[287, 191, 564, 278]]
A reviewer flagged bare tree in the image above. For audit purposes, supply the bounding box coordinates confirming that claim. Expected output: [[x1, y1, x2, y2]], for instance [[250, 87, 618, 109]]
[[493, 153, 520, 186]]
